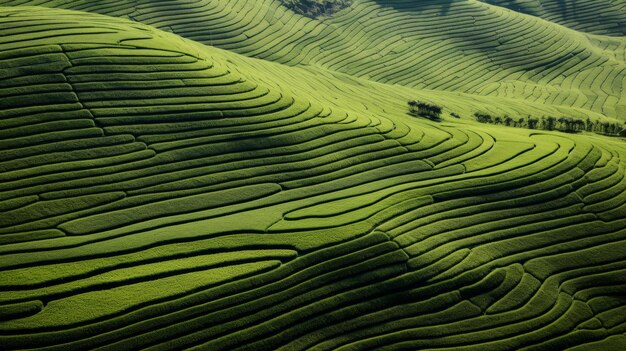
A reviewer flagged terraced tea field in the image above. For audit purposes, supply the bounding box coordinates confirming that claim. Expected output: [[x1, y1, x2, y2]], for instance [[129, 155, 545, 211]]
[[1, 1, 626, 350]]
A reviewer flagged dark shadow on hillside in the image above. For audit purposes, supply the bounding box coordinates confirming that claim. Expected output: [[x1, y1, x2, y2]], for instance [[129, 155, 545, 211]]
[[280, 0, 353, 18], [551, 0, 625, 35], [553, 0, 575, 21], [373, 0, 458, 16]]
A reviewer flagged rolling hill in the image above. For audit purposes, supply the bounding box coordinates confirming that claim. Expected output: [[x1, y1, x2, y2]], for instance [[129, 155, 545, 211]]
[[1, 0, 625, 121], [0, 1, 626, 350]]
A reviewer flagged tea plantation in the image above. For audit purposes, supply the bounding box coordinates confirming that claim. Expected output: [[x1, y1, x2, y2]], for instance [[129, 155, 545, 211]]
[[0, 1, 625, 350]]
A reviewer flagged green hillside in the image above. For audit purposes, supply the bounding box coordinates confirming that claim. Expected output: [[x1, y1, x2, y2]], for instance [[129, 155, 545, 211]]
[[483, 0, 626, 36], [0, 2, 625, 351], [2, 0, 624, 121]]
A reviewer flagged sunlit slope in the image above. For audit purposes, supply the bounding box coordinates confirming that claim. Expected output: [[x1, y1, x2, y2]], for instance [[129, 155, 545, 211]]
[[2, 7, 626, 351], [2, 0, 624, 120], [483, 0, 626, 36]]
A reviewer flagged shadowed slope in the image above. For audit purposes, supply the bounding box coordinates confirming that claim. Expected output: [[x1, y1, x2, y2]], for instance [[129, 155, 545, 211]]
[[1, 7, 626, 351], [481, 0, 626, 36], [0, 0, 624, 121]]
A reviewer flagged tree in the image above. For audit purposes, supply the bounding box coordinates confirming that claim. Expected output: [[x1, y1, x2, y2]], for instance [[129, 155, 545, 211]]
[[600, 122, 610, 134], [503, 115, 514, 126], [281, 0, 353, 18], [408, 100, 418, 114], [557, 117, 574, 132], [474, 112, 493, 124], [606, 122, 624, 135], [574, 119, 585, 132], [585, 118, 594, 132], [408, 100, 443, 120], [545, 116, 556, 131]]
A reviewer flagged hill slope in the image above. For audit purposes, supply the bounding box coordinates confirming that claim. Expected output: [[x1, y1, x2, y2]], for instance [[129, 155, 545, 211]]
[[1, 6, 626, 351], [482, 0, 626, 36], [1, 0, 625, 121]]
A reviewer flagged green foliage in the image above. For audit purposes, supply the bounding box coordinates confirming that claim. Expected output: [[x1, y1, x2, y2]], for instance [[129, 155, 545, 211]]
[[0, 5, 625, 351], [280, 0, 352, 18], [475, 112, 624, 136], [1, 0, 623, 123], [474, 112, 493, 124], [408, 100, 443, 121]]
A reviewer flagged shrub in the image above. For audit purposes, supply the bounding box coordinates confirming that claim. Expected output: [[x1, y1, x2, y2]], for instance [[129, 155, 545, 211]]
[[408, 100, 443, 121], [281, 0, 352, 18], [544, 116, 557, 131], [473, 111, 621, 137], [474, 112, 493, 124], [527, 117, 539, 129], [503, 115, 513, 127], [597, 122, 624, 135]]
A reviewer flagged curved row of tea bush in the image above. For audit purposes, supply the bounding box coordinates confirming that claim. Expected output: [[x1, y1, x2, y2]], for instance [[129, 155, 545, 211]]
[[485, 0, 626, 36], [0, 0, 624, 121], [0, 6, 625, 351]]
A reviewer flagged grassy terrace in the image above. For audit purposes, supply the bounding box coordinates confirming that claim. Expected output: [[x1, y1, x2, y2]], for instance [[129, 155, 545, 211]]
[[3, 0, 624, 121], [0, 2, 625, 351]]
